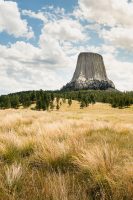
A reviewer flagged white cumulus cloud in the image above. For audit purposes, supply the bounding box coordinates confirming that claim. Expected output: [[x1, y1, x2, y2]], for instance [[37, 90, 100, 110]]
[[101, 26, 133, 51], [0, 0, 34, 38], [76, 0, 133, 52], [77, 0, 133, 27], [22, 10, 47, 22], [41, 18, 86, 41]]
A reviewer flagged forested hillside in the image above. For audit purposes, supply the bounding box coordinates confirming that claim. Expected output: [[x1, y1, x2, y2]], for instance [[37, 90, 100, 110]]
[[0, 90, 133, 110]]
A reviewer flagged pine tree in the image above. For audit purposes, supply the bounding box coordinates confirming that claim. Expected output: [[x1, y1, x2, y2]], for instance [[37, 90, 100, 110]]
[[56, 96, 60, 104], [30, 91, 36, 102], [62, 98, 66, 103], [62, 94, 66, 103], [84, 96, 89, 107], [42, 101, 47, 110], [43, 93, 49, 110], [90, 94, 96, 105], [68, 98, 72, 106], [51, 93, 55, 102], [78, 91, 82, 102], [125, 97, 130, 107], [5, 96, 11, 109], [56, 104, 60, 110], [80, 100, 85, 109], [22, 94, 31, 108], [36, 98, 42, 110], [111, 98, 117, 108], [102, 96, 107, 103], [36, 92, 42, 110], [0, 95, 11, 109], [10, 95, 19, 109], [50, 101, 55, 110], [118, 98, 124, 109]]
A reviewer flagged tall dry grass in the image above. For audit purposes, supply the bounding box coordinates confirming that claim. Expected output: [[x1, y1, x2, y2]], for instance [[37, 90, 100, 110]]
[[0, 103, 133, 200]]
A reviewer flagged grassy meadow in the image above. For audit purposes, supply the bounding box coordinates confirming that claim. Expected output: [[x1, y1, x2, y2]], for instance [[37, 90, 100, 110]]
[[0, 101, 133, 200]]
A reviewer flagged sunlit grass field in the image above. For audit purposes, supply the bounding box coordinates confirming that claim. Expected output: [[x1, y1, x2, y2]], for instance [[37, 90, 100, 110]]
[[0, 101, 133, 200]]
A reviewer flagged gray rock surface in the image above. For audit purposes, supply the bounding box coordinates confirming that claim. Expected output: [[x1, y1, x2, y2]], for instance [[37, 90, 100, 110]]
[[62, 52, 115, 90]]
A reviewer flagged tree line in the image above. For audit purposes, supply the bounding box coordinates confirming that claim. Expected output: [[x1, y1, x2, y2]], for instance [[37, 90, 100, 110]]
[[0, 90, 132, 110]]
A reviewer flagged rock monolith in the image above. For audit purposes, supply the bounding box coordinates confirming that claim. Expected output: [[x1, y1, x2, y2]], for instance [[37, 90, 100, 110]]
[[62, 52, 115, 90]]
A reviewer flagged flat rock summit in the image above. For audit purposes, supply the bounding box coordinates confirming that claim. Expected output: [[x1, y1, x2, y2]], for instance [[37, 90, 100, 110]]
[[62, 52, 115, 90]]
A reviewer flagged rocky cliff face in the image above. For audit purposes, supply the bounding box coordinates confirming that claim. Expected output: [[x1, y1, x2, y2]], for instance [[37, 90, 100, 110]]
[[62, 52, 115, 90]]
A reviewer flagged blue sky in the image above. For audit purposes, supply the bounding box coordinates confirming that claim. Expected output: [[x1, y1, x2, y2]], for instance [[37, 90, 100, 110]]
[[15, 0, 77, 11], [0, 0, 133, 94]]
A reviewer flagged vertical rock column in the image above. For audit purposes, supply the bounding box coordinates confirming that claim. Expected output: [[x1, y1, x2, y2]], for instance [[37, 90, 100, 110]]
[[62, 52, 115, 90], [72, 52, 108, 82]]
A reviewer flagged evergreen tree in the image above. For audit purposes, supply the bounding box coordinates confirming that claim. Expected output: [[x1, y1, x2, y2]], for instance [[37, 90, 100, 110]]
[[44, 93, 50, 110], [42, 94, 48, 111], [63, 98, 66, 103], [10, 95, 19, 109], [35, 91, 50, 111], [56, 104, 60, 110], [62, 94, 66, 103], [30, 91, 36, 102], [102, 96, 107, 103], [80, 100, 86, 109], [51, 93, 55, 102], [90, 94, 96, 105], [56, 96, 60, 104], [118, 98, 124, 109], [5, 96, 11, 109], [22, 94, 31, 108], [36, 98, 42, 110], [111, 98, 117, 108], [50, 101, 55, 110], [0, 95, 11, 109], [84, 96, 89, 107], [125, 97, 130, 107], [78, 91, 82, 102], [36, 92, 42, 110], [68, 98, 72, 106]]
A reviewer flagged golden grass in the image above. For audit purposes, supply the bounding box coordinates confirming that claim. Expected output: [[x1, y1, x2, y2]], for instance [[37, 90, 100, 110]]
[[0, 102, 133, 200]]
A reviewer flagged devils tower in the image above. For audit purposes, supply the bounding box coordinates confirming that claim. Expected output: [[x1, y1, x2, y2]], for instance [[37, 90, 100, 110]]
[[62, 52, 115, 90]]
